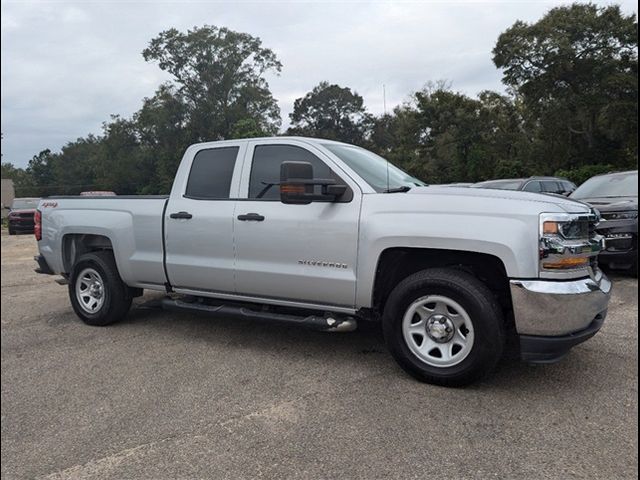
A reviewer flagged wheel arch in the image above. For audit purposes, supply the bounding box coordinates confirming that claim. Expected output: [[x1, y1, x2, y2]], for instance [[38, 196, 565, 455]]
[[62, 233, 115, 274], [371, 247, 513, 322]]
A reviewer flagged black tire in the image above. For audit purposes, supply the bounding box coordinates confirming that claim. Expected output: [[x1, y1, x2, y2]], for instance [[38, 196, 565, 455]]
[[382, 268, 504, 387], [8, 227, 15, 235], [69, 251, 132, 326]]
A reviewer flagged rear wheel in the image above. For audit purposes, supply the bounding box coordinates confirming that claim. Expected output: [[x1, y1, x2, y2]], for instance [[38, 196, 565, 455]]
[[383, 268, 504, 387], [8, 226, 15, 235], [69, 251, 132, 326]]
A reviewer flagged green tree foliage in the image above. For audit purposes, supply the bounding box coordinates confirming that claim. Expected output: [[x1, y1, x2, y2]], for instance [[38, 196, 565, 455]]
[[366, 84, 529, 184], [287, 82, 371, 144], [493, 3, 638, 171], [555, 164, 616, 185], [1, 161, 35, 197], [143, 25, 282, 142]]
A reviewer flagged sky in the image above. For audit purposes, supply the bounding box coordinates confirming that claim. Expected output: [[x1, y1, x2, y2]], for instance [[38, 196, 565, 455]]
[[1, 0, 638, 168]]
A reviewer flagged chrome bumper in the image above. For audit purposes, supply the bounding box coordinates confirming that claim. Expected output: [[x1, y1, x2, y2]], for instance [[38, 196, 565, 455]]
[[510, 271, 612, 336]]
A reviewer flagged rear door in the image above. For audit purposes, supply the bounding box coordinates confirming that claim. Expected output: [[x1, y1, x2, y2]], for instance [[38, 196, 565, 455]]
[[164, 143, 245, 293], [233, 140, 361, 308]]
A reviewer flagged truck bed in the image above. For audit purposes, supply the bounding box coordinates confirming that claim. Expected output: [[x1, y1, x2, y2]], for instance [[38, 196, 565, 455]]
[[38, 195, 170, 290]]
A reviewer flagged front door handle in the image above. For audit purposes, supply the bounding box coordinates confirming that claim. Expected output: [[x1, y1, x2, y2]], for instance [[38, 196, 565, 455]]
[[237, 213, 265, 222], [169, 211, 193, 219]]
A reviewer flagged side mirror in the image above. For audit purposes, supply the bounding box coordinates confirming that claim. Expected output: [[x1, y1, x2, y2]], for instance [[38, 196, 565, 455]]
[[280, 161, 347, 205]]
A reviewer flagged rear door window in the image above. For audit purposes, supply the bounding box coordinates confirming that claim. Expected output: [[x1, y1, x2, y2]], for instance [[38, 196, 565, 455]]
[[541, 181, 562, 194], [185, 147, 239, 199], [523, 181, 542, 193]]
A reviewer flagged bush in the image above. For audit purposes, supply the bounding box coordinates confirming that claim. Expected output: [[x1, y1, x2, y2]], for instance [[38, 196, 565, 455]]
[[555, 164, 616, 186]]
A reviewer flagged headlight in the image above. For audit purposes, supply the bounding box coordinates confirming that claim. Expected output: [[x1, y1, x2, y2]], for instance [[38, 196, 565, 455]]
[[601, 211, 638, 221], [539, 212, 602, 277]]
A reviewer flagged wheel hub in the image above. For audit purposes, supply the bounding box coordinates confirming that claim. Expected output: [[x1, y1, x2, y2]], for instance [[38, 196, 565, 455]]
[[89, 283, 103, 298], [426, 314, 455, 343]]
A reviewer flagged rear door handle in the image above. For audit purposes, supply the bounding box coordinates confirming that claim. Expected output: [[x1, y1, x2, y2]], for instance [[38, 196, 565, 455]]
[[237, 213, 265, 222], [169, 211, 193, 219]]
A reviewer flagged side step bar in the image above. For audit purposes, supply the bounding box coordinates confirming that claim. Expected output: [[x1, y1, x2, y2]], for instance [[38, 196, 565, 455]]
[[160, 297, 357, 332]]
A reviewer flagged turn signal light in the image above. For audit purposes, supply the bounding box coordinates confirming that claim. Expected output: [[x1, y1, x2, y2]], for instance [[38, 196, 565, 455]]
[[280, 184, 306, 194], [542, 257, 589, 270], [543, 221, 559, 235]]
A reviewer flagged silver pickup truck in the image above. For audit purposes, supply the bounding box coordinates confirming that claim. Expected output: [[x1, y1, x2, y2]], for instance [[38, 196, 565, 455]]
[[35, 137, 611, 386]]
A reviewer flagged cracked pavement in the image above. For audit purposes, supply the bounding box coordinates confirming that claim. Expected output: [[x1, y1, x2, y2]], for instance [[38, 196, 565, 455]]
[[1, 232, 638, 479]]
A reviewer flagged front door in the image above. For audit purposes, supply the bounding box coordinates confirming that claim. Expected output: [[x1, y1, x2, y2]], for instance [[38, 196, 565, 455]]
[[233, 141, 361, 308]]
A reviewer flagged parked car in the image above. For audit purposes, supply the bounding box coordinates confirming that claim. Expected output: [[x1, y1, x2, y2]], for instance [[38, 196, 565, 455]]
[[571, 170, 638, 275], [472, 177, 576, 196], [439, 182, 474, 187], [80, 191, 117, 196], [7, 197, 40, 235], [33, 137, 610, 386]]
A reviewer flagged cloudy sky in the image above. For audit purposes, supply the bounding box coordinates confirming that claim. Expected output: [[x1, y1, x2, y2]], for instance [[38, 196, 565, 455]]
[[1, 0, 637, 168]]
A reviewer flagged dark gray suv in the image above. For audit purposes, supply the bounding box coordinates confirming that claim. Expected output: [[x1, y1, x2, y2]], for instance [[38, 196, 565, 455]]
[[472, 177, 576, 196]]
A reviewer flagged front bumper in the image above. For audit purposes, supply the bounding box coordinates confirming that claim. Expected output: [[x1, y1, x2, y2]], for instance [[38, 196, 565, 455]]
[[519, 314, 606, 364], [510, 272, 611, 363]]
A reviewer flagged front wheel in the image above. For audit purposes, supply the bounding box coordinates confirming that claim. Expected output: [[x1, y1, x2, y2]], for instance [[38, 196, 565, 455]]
[[69, 251, 132, 326], [383, 268, 504, 387]]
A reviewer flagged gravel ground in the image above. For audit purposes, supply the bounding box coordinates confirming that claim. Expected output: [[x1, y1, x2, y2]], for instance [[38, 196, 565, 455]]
[[1, 232, 637, 479]]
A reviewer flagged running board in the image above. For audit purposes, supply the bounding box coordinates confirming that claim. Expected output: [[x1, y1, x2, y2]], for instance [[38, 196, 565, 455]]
[[160, 297, 357, 333]]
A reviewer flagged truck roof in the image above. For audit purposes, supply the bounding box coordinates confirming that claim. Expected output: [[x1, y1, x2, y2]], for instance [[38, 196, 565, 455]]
[[188, 136, 350, 149]]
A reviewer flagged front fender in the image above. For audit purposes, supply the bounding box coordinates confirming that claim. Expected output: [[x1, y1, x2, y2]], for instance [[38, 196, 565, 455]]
[[355, 209, 538, 308]]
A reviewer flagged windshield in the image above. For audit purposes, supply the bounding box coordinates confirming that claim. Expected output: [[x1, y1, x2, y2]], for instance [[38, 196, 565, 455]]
[[571, 172, 638, 199], [11, 198, 39, 209], [323, 143, 425, 192]]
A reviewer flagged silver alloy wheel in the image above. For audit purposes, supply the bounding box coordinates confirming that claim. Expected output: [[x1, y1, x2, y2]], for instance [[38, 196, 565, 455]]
[[75, 267, 106, 314], [402, 295, 475, 367]]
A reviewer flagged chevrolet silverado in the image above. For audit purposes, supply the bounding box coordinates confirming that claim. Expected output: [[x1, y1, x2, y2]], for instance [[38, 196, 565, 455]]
[[34, 137, 612, 386]]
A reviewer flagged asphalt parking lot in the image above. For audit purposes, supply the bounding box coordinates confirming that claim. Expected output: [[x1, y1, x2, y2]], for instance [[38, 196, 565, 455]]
[[1, 232, 637, 479]]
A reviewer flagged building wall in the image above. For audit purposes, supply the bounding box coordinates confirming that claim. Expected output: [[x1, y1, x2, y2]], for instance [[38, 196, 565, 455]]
[[1, 179, 16, 218]]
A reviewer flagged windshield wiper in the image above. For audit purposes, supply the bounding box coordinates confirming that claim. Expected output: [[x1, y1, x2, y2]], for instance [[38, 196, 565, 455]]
[[383, 186, 412, 193]]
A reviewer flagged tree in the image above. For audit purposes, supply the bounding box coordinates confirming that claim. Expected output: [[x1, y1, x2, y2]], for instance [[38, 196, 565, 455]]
[[93, 116, 146, 194], [142, 25, 282, 143], [1, 162, 36, 197], [493, 4, 638, 169], [287, 82, 371, 144], [134, 83, 190, 193], [26, 150, 57, 196], [50, 137, 102, 195]]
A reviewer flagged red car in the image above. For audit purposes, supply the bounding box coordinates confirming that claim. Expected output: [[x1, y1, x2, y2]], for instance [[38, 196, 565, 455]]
[[7, 198, 40, 235]]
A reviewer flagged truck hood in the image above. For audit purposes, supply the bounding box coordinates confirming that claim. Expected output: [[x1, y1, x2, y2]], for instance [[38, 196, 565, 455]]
[[573, 196, 638, 212], [406, 186, 591, 214]]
